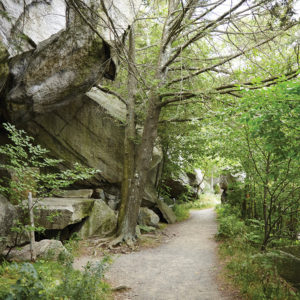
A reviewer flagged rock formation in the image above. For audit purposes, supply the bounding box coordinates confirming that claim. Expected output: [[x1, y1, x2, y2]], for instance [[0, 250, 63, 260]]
[[6, 239, 69, 262], [164, 169, 205, 201], [0, 1, 177, 251], [0, 194, 18, 253], [0, 0, 141, 123]]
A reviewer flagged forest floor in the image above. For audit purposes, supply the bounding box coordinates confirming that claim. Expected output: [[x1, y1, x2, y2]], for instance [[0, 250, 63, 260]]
[[74, 208, 242, 300]]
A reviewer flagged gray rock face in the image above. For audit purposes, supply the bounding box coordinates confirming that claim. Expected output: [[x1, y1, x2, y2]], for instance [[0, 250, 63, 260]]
[[0, 0, 66, 56], [35, 198, 95, 230], [100, 0, 142, 45], [0, 194, 18, 253], [105, 193, 120, 210], [138, 207, 160, 228], [54, 189, 93, 199], [1, 1, 142, 123], [188, 169, 204, 187], [0, 41, 9, 94], [78, 199, 117, 238], [279, 245, 300, 258], [220, 171, 246, 203], [264, 251, 300, 288], [156, 198, 176, 224], [0, 0, 141, 57], [6, 239, 68, 262], [165, 169, 204, 200], [164, 176, 190, 199], [24, 88, 163, 207], [26, 89, 126, 184]]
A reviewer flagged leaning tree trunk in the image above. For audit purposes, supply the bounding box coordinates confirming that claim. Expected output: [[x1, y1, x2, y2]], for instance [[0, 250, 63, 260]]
[[115, 0, 181, 244], [117, 96, 161, 242], [117, 26, 137, 238]]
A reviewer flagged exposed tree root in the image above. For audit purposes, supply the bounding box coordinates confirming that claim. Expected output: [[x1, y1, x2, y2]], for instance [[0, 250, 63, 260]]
[[109, 234, 137, 250], [109, 235, 125, 248], [111, 285, 131, 292]]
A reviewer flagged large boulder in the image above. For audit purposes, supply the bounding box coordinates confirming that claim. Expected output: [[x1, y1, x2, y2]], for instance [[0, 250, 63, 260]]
[[164, 169, 205, 200], [263, 251, 300, 288], [78, 199, 117, 238], [220, 171, 246, 190], [6, 239, 69, 262], [156, 198, 176, 224], [23, 89, 163, 207], [25, 89, 126, 184], [35, 198, 95, 230], [164, 172, 190, 199], [279, 245, 300, 258], [0, 194, 18, 253], [54, 189, 93, 199], [220, 170, 246, 203], [138, 207, 160, 228], [0, 0, 142, 123], [0, 41, 9, 94]]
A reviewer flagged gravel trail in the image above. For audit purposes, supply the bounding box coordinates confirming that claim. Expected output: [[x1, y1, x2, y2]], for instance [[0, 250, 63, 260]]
[[105, 208, 231, 300]]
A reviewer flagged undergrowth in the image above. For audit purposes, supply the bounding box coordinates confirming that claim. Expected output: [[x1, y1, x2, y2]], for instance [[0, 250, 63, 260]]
[[216, 204, 300, 300], [0, 256, 112, 300]]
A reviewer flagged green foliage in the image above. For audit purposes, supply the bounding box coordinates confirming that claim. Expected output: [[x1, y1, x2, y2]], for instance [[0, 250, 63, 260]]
[[173, 193, 219, 221], [217, 204, 300, 299], [63, 232, 82, 257], [0, 123, 99, 251], [213, 184, 221, 194], [173, 204, 190, 222], [216, 204, 246, 239], [55, 258, 111, 300], [209, 81, 300, 248], [0, 123, 99, 203], [0, 258, 112, 300], [138, 225, 156, 233]]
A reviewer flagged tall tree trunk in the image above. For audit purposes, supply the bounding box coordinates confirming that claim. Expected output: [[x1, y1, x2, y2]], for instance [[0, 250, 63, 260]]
[[262, 154, 270, 250], [115, 0, 180, 244], [117, 26, 137, 239], [118, 95, 161, 242]]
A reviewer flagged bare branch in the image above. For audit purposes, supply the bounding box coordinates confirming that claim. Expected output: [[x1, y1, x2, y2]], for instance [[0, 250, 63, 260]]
[[95, 85, 128, 106], [159, 117, 205, 123], [167, 23, 298, 86]]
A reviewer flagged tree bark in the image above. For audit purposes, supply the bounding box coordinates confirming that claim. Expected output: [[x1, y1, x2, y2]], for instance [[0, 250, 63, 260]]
[[114, 1, 181, 243], [118, 95, 161, 242], [117, 26, 137, 240], [28, 192, 36, 262], [262, 154, 270, 250]]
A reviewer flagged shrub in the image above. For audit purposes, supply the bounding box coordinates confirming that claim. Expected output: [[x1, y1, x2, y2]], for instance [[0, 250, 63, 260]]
[[173, 204, 190, 222], [217, 203, 300, 299], [217, 214, 246, 239], [55, 258, 111, 300], [0, 258, 112, 300], [0, 123, 99, 254]]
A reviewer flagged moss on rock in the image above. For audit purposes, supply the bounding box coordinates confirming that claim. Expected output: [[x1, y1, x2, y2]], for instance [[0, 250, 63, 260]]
[[0, 42, 9, 93]]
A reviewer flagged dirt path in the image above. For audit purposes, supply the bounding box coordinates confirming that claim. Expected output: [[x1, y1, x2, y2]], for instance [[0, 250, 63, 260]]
[[104, 208, 231, 300]]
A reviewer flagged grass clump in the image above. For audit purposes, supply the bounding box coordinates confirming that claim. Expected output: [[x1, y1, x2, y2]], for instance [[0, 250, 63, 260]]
[[216, 204, 300, 300], [0, 257, 112, 300], [173, 204, 190, 222]]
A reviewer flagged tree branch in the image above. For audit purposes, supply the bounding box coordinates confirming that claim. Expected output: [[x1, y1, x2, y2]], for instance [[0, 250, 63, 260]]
[[167, 22, 298, 86], [95, 85, 128, 106]]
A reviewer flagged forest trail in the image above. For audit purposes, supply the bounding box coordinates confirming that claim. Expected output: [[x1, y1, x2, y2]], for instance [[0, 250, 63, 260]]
[[105, 208, 232, 300]]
